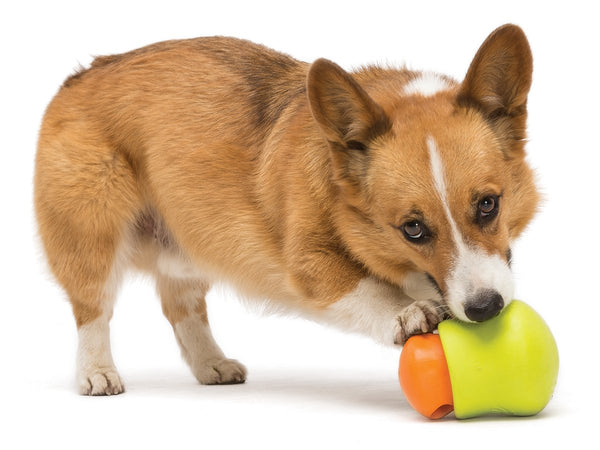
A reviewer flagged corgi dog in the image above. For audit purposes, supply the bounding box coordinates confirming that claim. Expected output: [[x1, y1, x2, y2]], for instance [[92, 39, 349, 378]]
[[35, 24, 539, 395]]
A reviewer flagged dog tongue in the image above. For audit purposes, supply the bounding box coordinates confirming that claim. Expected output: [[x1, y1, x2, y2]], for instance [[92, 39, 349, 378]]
[[399, 333, 454, 419]]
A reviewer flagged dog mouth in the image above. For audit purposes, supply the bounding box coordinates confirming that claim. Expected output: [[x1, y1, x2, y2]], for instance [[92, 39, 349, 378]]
[[426, 273, 511, 323], [438, 245, 515, 323], [425, 273, 444, 297]]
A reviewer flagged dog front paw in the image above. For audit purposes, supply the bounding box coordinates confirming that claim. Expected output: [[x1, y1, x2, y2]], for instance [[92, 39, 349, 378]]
[[78, 366, 124, 396], [394, 300, 447, 345]]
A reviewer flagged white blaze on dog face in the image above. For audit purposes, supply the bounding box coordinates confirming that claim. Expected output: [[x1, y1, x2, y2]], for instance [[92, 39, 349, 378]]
[[426, 136, 514, 321]]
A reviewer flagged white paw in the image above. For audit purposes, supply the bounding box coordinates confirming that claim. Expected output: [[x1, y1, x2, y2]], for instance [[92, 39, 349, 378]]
[[78, 367, 124, 396], [193, 358, 247, 385], [395, 300, 447, 345]]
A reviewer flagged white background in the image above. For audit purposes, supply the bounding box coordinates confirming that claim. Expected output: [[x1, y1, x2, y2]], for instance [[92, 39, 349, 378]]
[[2, 1, 599, 448]]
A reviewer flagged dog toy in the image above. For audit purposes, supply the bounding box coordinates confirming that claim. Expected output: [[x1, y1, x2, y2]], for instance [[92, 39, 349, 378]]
[[398, 300, 559, 419]]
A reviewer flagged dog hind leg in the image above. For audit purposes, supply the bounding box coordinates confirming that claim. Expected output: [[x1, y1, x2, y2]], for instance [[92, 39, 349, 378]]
[[157, 276, 247, 384], [35, 130, 141, 395]]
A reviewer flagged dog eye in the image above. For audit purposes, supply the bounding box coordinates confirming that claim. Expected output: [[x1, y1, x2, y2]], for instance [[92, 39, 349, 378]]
[[479, 196, 496, 214], [478, 195, 499, 223], [402, 220, 429, 242]]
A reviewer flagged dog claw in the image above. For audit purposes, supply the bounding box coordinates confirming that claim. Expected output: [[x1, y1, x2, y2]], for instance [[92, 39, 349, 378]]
[[395, 300, 446, 345]]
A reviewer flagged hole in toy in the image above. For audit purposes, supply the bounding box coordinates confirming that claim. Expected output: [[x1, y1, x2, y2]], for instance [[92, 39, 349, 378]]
[[430, 404, 454, 419]]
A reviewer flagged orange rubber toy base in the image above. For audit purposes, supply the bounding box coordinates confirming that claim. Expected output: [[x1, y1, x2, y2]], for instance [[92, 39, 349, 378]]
[[399, 333, 454, 419]]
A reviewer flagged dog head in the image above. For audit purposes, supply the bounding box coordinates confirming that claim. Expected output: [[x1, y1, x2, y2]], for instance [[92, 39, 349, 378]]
[[308, 24, 539, 322]]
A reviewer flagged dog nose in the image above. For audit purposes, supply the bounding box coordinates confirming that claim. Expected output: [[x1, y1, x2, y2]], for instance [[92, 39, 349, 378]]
[[464, 290, 504, 322]]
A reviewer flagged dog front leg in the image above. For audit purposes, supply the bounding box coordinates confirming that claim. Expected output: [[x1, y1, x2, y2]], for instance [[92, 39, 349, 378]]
[[317, 277, 446, 346]]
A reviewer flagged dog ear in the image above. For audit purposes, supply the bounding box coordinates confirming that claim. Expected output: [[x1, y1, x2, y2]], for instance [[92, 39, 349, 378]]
[[307, 58, 390, 151], [458, 24, 533, 148], [307, 59, 390, 196]]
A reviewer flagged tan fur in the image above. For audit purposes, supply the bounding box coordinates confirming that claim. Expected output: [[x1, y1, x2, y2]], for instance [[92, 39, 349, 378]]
[[35, 25, 539, 393], [157, 277, 210, 325]]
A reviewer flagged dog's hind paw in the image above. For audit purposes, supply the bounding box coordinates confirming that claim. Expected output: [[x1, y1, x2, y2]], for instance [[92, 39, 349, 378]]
[[394, 300, 447, 345], [192, 358, 247, 385]]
